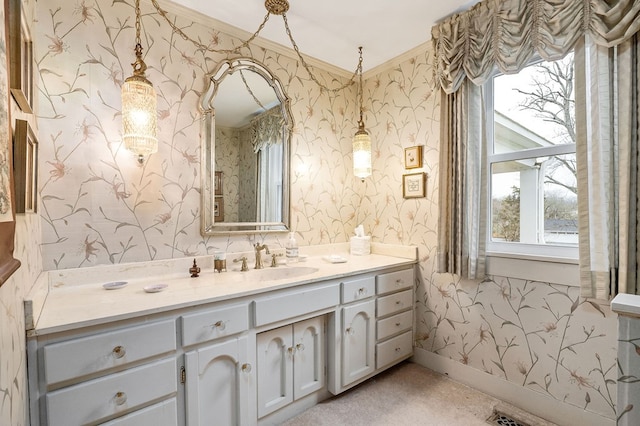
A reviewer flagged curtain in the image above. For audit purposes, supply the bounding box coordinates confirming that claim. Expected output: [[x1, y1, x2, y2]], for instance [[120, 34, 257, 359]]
[[437, 81, 487, 280], [433, 0, 640, 94], [575, 34, 640, 299], [250, 107, 284, 153]]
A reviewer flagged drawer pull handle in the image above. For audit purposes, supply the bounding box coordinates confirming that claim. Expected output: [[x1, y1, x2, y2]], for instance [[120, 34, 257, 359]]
[[114, 391, 127, 406], [211, 320, 226, 331], [296, 343, 305, 352], [395, 279, 402, 285], [241, 363, 252, 373], [395, 347, 402, 352], [395, 322, 401, 327], [395, 301, 402, 305], [112, 346, 126, 359], [358, 287, 367, 295]]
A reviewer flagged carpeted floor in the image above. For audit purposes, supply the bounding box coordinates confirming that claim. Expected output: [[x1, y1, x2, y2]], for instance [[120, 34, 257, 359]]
[[282, 362, 557, 426]]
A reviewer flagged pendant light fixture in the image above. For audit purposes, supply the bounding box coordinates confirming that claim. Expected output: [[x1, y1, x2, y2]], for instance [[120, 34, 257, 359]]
[[121, 0, 157, 163], [353, 47, 372, 181]]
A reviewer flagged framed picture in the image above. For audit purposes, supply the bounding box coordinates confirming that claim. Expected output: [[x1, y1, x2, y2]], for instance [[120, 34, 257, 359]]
[[403, 172, 427, 199], [404, 145, 422, 169], [0, 0, 22, 286], [8, 0, 32, 113], [13, 119, 37, 213], [213, 197, 224, 221], [214, 171, 223, 196]]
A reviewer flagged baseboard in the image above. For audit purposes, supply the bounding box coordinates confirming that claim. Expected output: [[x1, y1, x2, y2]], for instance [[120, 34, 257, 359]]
[[411, 348, 615, 426]]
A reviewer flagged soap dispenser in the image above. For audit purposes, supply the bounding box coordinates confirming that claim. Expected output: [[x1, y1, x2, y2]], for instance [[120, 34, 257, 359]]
[[286, 232, 299, 263]]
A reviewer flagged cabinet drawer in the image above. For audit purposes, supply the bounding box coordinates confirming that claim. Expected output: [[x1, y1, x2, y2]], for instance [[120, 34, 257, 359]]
[[254, 283, 339, 326], [43, 320, 176, 386], [376, 331, 413, 369], [182, 303, 249, 346], [101, 398, 178, 426], [377, 310, 413, 341], [46, 358, 177, 426], [376, 289, 413, 317], [341, 276, 375, 304], [376, 268, 413, 295]]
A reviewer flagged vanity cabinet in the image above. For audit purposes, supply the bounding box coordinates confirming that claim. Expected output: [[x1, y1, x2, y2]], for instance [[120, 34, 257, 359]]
[[27, 254, 416, 426], [375, 269, 414, 369], [256, 316, 325, 418], [31, 319, 178, 426], [184, 336, 253, 425]]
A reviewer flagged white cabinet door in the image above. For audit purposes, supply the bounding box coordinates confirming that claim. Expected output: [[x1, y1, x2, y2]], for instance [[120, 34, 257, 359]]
[[257, 325, 294, 418], [184, 336, 253, 426], [293, 317, 324, 399], [341, 299, 375, 387]]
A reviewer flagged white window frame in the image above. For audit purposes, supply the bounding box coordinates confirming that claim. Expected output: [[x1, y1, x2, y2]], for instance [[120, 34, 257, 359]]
[[484, 66, 579, 284]]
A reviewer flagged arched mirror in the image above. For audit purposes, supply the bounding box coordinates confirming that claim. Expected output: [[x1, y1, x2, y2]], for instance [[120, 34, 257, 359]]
[[200, 58, 293, 235]]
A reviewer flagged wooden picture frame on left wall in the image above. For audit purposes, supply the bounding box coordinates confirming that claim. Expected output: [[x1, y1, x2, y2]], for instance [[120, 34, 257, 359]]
[[8, 0, 32, 113], [14, 119, 37, 213], [0, 0, 22, 286]]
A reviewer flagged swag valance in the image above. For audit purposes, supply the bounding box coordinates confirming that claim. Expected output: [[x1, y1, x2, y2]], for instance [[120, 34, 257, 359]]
[[250, 107, 284, 153], [432, 0, 640, 94]]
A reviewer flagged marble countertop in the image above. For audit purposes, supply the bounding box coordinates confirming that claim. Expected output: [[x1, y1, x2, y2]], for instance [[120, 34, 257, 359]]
[[26, 243, 417, 336]]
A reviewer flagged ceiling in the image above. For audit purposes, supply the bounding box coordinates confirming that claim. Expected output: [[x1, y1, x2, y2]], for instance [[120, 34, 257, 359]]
[[167, 0, 481, 73]]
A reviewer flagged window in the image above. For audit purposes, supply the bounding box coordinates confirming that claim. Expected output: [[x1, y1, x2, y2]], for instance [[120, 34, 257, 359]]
[[487, 53, 578, 259]]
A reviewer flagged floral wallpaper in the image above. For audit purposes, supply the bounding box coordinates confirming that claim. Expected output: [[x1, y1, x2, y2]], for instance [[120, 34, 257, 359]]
[[214, 126, 240, 222], [35, 0, 357, 269], [360, 51, 619, 420], [0, 0, 623, 425]]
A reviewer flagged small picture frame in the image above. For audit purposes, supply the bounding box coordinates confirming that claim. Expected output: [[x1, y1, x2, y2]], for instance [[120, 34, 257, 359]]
[[9, 0, 33, 113], [403, 172, 426, 199], [213, 197, 224, 221], [13, 119, 38, 213], [214, 171, 223, 196], [404, 146, 422, 169]]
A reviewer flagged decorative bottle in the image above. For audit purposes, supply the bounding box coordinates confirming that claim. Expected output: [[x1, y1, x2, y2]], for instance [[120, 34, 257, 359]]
[[286, 232, 299, 263]]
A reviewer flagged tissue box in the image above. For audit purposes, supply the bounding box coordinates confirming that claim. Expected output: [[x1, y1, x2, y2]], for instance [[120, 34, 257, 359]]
[[350, 236, 371, 255]]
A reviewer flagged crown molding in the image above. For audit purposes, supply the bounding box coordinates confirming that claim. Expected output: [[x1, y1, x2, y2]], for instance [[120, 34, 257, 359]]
[[154, 0, 354, 80], [363, 40, 432, 80]]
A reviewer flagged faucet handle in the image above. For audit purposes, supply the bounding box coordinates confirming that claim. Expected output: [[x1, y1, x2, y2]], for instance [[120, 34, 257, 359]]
[[233, 256, 249, 272], [270, 253, 283, 267]]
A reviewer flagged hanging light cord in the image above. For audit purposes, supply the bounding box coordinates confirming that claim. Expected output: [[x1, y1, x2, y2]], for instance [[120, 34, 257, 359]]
[[356, 46, 364, 125], [239, 69, 268, 112], [131, 0, 148, 78], [147, 0, 362, 93]]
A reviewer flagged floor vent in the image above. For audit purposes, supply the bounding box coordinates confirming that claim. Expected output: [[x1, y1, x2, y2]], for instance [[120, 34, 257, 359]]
[[486, 410, 531, 426]]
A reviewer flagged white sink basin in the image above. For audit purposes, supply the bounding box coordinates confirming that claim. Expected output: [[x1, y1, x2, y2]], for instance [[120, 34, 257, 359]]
[[241, 266, 319, 281]]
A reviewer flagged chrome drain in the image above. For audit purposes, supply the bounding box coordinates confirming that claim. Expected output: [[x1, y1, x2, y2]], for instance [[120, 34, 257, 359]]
[[486, 410, 530, 426]]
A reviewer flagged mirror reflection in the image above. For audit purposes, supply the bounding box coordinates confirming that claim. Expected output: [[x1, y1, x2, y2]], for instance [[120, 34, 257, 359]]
[[200, 58, 292, 235]]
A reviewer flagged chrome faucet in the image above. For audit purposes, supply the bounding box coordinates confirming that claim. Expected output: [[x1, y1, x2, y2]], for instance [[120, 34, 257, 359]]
[[254, 243, 270, 269]]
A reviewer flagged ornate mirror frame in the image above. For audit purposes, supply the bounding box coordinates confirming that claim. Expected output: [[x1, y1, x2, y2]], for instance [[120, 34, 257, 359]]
[[199, 57, 293, 235]]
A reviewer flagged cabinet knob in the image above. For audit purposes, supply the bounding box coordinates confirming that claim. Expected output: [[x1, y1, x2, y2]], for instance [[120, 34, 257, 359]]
[[287, 346, 296, 355], [358, 287, 367, 295], [395, 279, 402, 286], [345, 327, 355, 336], [395, 322, 401, 327], [395, 347, 402, 352], [114, 391, 127, 406], [211, 320, 226, 331], [395, 300, 402, 305], [112, 345, 126, 359], [241, 363, 252, 373], [296, 343, 305, 352]]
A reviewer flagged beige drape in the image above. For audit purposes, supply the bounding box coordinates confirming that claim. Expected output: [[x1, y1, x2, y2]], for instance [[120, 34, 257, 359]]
[[437, 81, 487, 280], [576, 34, 640, 299], [434, 0, 640, 298], [250, 107, 284, 153], [433, 0, 640, 94]]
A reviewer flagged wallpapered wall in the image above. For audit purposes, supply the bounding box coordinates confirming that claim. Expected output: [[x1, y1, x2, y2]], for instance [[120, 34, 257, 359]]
[[0, 0, 618, 425], [360, 53, 618, 419]]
